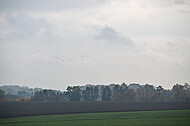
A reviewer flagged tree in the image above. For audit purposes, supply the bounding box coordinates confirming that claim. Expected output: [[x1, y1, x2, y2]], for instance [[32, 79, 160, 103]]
[[66, 86, 81, 101], [111, 85, 124, 101], [184, 83, 190, 91], [92, 86, 99, 101], [124, 89, 136, 101], [156, 85, 164, 101], [171, 83, 190, 102], [111, 85, 120, 101], [183, 83, 190, 101], [136, 87, 146, 101], [144, 84, 156, 101], [32, 91, 44, 101], [0, 89, 13, 102], [102, 86, 111, 101], [82, 87, 93, 101], [32, 90, 65, 101], [172, 84, 184, 101], [17, 91, 31, 97], [16, 97, 31, 102], [0, 89, 5, 100]]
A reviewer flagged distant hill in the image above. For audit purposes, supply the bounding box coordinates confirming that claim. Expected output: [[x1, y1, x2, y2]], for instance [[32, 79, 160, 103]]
[[0, 85, 42, 97]]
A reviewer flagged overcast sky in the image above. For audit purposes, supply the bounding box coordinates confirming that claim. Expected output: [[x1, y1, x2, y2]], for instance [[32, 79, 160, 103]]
[[0, 0, 190, 90]]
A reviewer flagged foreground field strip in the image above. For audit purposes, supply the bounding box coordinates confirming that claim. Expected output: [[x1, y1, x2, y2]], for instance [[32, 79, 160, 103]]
[[0, 112, 190, 126], [2, 117, 189, 125], [1, 110, 190, 125]]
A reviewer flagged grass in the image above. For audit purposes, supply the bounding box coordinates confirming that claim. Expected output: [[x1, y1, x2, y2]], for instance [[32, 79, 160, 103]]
[[0, 110, 190, 126]]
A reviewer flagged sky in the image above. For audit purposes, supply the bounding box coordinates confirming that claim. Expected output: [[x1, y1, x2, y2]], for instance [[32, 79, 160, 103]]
[[0, 0, 190, 90]]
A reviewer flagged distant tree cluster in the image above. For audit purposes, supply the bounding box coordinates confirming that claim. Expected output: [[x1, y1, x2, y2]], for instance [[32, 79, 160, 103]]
[[1, 83, 190, 102], [0, 89, 17, 102], [31, 89, 65, 102], [64, 83, 190, 102]]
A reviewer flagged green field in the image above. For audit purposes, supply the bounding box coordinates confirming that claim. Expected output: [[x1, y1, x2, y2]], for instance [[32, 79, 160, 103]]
[[0, 110, 190, 126]]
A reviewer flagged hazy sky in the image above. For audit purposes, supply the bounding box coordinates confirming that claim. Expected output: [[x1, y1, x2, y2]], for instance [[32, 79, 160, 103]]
[[0, 0, 190, 90]]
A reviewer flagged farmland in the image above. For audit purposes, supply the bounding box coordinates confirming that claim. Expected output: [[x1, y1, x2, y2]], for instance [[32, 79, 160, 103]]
[[0, 102, 190, 118], [0, 109, 190, 126]]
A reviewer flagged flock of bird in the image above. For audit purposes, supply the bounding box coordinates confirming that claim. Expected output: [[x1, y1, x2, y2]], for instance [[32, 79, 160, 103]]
[[54, 50, 123, 65], [55, 50, 95, 64]]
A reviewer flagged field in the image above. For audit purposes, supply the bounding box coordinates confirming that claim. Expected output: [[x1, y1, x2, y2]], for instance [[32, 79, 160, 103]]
[[1, 102, 190, 118], [0, 109, 190, 126]]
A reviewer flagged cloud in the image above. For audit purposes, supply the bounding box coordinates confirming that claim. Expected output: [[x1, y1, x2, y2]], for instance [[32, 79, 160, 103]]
[[1, 13, 58, 44], [167, 41, 175, 46], [0, 0, 190, 90], [173, 0, 189, 4], [94, 26, 133, 46], [6, 14, 50, 39], [0, 0, 109, 12]]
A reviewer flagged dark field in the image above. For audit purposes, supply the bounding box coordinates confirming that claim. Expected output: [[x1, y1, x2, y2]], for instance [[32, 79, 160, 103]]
[[0, 110, 190, 126], [0, 102, 190, 118]]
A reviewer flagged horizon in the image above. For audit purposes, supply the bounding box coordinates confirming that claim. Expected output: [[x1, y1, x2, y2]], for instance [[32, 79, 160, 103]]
[[0, 82, 188, 91]]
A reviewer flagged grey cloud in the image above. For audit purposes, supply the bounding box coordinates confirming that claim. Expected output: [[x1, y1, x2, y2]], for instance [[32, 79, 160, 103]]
[[167, 41, 175, 46], [0, 0, 109, 11], [95, 26, 133, 46], [173, 0, 189, 4], [7, 14, 50, 39]]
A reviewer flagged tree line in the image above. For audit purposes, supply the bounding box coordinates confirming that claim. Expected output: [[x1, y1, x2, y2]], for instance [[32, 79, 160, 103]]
[[32, 83, 190, 102], [1, 83, 190, 102]]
